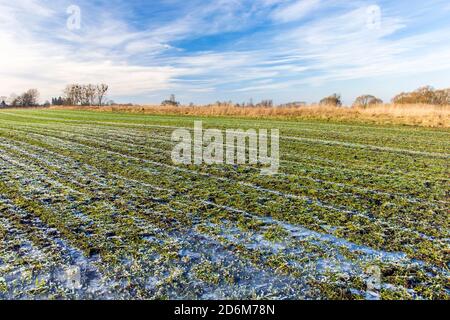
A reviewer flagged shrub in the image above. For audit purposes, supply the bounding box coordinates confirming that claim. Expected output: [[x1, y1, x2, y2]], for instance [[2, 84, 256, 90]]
[[320, 94, 342, 107], [161, 94, 180, 107], [392, 86, 449, 105], [10, 89, 40, 107], [353, 95, 383, 108]]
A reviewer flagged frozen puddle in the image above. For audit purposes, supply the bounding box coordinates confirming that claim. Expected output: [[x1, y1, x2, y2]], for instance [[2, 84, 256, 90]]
[[204, 201, 408, 263], [0, 196, 117, 299], [161, 229, 316, 299]]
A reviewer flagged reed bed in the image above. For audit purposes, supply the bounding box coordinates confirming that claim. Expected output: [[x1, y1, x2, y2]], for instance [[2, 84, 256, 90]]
[[50, 104, 450, 128]]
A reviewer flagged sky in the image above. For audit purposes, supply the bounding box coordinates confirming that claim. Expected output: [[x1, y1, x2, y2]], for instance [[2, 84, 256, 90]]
[[0, 0, 449, 105]]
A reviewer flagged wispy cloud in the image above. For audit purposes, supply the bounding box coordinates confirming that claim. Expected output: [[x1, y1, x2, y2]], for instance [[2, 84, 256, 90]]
[[271, 0, 322, 23], [0, 0, 449, 104]]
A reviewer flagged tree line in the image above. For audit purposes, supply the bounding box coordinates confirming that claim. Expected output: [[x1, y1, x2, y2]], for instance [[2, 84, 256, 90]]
[[0, 89, 40, 107], [316, 86, 449, 107], [193, 86, 448, 109], [0, 84, 109, 108], [392, 86, 450, 105], [1, 85, 449, 109], [58, 84, 109, 106]]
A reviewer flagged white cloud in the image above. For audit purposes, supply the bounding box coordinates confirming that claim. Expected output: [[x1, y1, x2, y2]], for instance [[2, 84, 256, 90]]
[[271, 0, 321, 23], [265, 6, 450, 84], [0, 0, 449, 104]]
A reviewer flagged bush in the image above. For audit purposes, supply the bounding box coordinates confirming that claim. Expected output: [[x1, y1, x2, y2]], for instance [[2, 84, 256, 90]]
[[63, 83, 109, 106], [161, 94, 180, 107], [353, 95, 383, 108], [392, 86, 450, 105], [320, 94, 342, 107], [11, 89, 40, 107]]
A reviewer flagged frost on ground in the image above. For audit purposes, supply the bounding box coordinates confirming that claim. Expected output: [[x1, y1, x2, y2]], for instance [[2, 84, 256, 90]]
[[0, 109, 448, 300]]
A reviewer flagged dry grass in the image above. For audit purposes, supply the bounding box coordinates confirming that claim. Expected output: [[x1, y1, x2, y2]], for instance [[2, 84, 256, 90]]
[[50, 104, 450, 128]]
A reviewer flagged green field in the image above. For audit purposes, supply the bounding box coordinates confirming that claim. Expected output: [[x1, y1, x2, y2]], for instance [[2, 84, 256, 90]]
[[0, 109, 448, 300]]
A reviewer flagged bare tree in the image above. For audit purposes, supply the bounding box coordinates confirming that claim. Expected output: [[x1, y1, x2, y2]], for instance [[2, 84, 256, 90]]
[[16, 89, 40, 107], [79, 84, 97, 106], [64, 84, 78, 105], [162, 94, 180, 106], [352, 95, 383, 108], [81, 85, 95, 106], [257, 100, 274, 108], [63, 83, 108, 106], [433, 88, 450, 105], [392, 86, 449, 105], [79, 85, 88, 105], [86, 84, 97, 106], [8, 93, 18, 106], [96, 84, 108, 106], [320, 94, 342, 107], [6, 90, 39, 107]]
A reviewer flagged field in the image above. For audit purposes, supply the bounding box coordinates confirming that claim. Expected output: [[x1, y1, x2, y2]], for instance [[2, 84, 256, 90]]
[[0, 109, 448, 300], [54, 104, 450, 128]]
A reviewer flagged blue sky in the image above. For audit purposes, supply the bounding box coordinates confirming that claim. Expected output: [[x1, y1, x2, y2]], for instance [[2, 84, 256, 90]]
[[1, 0, 449, 104]]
